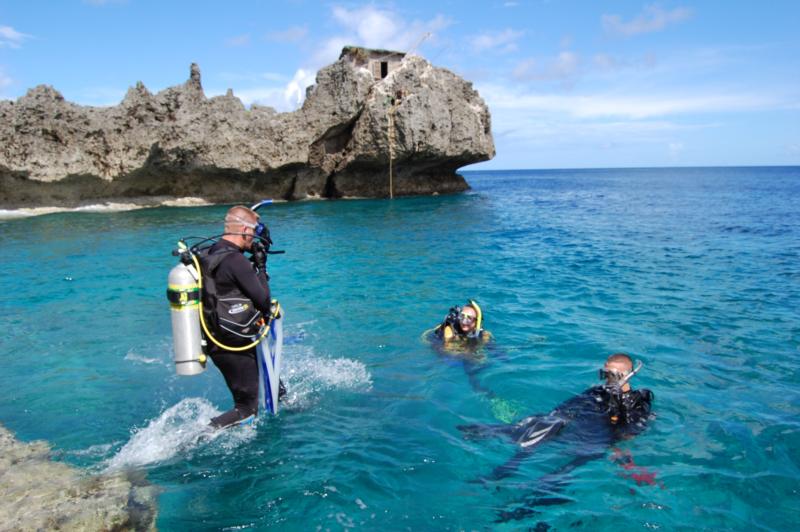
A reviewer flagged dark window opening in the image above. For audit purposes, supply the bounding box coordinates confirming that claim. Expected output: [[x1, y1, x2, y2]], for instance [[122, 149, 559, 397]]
[[380, 62, 389, 78]]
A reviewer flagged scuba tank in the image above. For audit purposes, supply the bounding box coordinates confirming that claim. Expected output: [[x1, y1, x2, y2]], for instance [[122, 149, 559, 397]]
[[166, 243, 207, 376]]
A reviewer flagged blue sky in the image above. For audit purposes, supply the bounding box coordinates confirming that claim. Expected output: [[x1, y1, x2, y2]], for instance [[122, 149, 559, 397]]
[[1, 1, 798, 169]]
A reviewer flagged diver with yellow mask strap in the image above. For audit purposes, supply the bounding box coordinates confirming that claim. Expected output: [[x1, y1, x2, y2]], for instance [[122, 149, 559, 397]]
[[425, 299, 520, 420], [433, 299, 492, 343]]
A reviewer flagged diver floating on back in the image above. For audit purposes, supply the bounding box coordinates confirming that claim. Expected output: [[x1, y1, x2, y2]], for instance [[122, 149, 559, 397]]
[[458, 353, 654, 522]]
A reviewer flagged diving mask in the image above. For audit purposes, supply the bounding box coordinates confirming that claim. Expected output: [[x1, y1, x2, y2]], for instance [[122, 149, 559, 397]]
[[459, 312, 477, 323], [600, 360, 643, 390], [227, 215, 271, 244]]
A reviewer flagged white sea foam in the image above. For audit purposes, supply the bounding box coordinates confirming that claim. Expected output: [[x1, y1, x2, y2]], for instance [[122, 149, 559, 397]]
[[0, 197, 213, 220], [160, 197, 212, 207], [66, 442, 117, 459], [124, 347, 164, 366], [281, 344, 373, 409], [105, 325, 371, 470], [103, 398, 254, 472]]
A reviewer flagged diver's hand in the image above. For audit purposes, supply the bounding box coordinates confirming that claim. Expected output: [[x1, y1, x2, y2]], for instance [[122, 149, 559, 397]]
[[251, 241, 267, 270]]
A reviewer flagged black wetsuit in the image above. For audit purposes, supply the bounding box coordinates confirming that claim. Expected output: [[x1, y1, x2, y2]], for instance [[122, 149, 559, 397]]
[[459, 386, 653, 522], [461, 386, 652, 475], [203, 239, 271, 428], [507, 385, 653, 448]]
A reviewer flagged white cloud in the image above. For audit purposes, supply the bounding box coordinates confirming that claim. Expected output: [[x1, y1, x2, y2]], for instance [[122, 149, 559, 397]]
[[216, 86, 286, 109], [225, 34, 251, 47], [318, 6, 451, 65], [491, 115, 708, 149], [470, 28, 524, 54], [218, 6, 451, 112], [284, 68, 316, 108], [0, 25, 31, 49], [481, 83, 779, 119], [266, 25, 308, 43], [513, 52, 579, 83], [602, 4, 692, 37], [209, 69, 314, 112]]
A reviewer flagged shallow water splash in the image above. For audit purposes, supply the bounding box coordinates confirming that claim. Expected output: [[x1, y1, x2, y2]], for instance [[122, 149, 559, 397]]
[[1, 167, 799, 529]]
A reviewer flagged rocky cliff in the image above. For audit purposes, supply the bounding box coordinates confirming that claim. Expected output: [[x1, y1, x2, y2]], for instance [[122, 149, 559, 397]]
[[0, 47, 494, 208]]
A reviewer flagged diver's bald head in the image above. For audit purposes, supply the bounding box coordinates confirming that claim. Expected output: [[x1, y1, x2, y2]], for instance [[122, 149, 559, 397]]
[[222, 205, 259, 249], [224, 205, 258, 232], [606, 353, 633, 372]]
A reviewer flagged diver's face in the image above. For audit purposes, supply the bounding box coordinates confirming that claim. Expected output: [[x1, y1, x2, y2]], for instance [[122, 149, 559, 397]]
[[603, 360, 632, 391], [458, 307, 477, 332]]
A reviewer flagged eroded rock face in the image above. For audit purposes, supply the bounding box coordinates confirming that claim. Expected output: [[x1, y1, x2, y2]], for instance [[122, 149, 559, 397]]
[[0, 424, 157, 531], [0, 48, 494, 208]]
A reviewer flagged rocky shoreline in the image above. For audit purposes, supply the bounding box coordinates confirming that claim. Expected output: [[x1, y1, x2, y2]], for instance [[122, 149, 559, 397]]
[[0, 424, 157, 531], [0, 47, 494, 209]]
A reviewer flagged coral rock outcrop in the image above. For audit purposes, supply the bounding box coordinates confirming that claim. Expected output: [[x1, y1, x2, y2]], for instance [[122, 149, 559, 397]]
[[0, 47, 494, 208]]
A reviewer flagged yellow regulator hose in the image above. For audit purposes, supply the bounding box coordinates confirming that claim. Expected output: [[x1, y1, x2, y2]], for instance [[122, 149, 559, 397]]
[[190, 252, 271, 352]]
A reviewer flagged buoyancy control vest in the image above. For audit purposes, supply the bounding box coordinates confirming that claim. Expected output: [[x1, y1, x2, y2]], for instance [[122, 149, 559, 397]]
[[198, 247, 264, 348]]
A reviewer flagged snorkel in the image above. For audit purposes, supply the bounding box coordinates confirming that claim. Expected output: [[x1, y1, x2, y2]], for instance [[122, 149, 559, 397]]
[[601, 360, 643, 424], [467, 299, 483, 336]]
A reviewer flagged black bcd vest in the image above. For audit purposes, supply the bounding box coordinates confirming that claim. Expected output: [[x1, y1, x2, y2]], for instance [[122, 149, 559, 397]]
[[198, 248, 264, 349]]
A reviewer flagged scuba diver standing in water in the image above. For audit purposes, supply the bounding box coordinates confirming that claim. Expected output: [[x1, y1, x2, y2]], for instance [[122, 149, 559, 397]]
[[200, 205, 285, 429]]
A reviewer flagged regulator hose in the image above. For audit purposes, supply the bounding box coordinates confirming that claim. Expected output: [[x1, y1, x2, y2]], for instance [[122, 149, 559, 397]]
[[190, 251, 271, 352]]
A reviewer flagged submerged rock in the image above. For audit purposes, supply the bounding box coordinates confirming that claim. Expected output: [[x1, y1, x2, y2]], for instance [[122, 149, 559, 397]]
[[0, 47, 494, 208], [0, 424, 157, 531]]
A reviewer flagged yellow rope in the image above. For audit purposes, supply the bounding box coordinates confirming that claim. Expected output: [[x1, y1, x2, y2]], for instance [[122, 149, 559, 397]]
[[387, 99, 401, 199]]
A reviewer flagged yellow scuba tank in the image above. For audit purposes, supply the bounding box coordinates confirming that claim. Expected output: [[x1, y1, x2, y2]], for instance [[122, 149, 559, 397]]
[[166, 248, 207, 376]]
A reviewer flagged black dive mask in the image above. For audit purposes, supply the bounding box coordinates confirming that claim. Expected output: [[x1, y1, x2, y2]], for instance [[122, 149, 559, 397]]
[[254, 222, 272, 245], [600, 360, 643, 394]]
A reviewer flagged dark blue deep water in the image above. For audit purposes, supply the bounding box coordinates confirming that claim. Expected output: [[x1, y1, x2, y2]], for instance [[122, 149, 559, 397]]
[[1, 167, 799, 530]]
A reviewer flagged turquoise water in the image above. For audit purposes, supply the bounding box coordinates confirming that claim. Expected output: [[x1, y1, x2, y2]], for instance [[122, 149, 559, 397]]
[[1, 167, 799, 530]]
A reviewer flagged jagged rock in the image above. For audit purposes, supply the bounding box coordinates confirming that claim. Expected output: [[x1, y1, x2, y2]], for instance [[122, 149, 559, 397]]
[[0, 47, 494, 208], [0, 424, 157, 531]]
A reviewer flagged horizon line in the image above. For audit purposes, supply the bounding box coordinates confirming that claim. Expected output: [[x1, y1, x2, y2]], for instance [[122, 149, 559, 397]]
[[460, 164, 800, 172]]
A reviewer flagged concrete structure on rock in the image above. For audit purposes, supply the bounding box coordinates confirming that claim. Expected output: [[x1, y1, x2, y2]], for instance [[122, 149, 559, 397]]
[[340, 46, 406, 81]]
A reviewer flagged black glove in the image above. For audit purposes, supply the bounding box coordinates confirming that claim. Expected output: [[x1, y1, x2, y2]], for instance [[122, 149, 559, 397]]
[[445, 306, 461, 328], [251, 240, 267, 270]]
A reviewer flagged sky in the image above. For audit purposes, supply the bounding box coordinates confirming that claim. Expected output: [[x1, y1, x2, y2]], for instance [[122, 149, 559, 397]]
[[1, 1, 798, 170]]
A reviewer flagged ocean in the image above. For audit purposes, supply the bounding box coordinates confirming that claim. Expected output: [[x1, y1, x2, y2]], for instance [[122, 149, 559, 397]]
[[1, 166, 798, 530]]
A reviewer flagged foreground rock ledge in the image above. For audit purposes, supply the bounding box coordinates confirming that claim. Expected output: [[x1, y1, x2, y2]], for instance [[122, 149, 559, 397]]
[[0, 47, 495, 209], [0, 424, 157, 531]]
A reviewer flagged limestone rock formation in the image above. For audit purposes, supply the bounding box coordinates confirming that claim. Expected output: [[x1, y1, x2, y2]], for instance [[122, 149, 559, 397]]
[[0, 47, 494, 208], [0, 424, 157, 531]]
